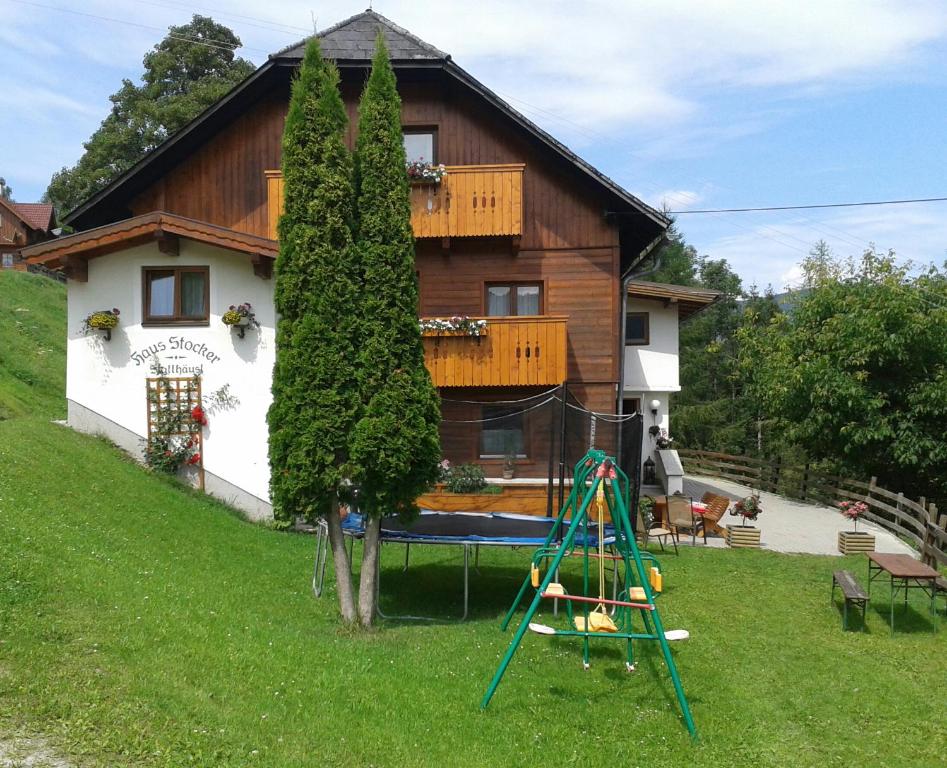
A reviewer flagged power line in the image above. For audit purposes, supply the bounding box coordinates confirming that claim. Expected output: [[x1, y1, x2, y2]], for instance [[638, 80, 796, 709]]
[[673, 197, 947, 214], [8, 0, 277, 55], [126, 0, 312, 36]]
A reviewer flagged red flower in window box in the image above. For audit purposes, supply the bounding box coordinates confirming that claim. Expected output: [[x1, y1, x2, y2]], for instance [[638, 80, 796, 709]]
[[190, 405, 208, 426], [187, 453, 201, 466]]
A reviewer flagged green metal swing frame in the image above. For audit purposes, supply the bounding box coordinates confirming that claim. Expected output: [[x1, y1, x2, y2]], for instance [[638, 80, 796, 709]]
[[480, 448, 698, 739]]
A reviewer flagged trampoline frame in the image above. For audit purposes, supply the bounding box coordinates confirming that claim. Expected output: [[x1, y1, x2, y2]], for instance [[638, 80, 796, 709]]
[[312, 513, 618, 622]]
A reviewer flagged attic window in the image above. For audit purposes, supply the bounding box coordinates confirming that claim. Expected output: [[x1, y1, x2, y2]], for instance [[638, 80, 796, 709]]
[[403, 128, 436, 164]]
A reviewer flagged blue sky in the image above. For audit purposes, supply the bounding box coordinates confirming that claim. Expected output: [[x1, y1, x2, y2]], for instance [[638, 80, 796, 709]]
[[3, 0, 946, 291]]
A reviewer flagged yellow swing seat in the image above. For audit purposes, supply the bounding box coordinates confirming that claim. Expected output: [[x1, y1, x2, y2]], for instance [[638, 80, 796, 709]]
[[573, 610, 618, 633]]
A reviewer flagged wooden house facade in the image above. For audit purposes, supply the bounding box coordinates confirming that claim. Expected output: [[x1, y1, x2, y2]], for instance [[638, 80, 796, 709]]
[[26, 11, 670, 519]]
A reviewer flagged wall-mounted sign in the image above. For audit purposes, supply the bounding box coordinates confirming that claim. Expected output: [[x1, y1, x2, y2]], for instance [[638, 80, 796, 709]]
[[130, 335, 223, 373]]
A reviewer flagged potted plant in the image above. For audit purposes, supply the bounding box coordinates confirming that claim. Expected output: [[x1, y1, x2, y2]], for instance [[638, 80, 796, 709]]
[[726, 494, 762, 548], [502, 434, 517, 480], [655, 430, 675, 450], [837, 500, 875, 554], [222, 302, 260, 338], [406, 160, 448, 185], [82, 308, 120, 341]]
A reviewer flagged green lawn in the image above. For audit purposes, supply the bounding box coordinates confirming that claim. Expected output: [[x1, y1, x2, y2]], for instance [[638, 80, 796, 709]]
[[0, 271, 945, 766]]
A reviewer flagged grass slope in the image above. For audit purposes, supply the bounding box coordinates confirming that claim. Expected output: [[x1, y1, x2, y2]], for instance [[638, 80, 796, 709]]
[[0, 271, 66, 420], [0, 271, 945, 766]]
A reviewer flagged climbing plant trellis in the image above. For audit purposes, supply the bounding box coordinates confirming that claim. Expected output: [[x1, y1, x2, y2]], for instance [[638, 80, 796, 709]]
[[145, 375, 204, 489]]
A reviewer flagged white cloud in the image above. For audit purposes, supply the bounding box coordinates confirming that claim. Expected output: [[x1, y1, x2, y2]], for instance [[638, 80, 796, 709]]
[[691, 203, 947, 292]]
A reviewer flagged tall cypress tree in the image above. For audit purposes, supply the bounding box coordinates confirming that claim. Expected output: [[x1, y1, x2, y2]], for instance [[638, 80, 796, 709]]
[[350, 35, 441, 627], [268, 40, 360, 622]]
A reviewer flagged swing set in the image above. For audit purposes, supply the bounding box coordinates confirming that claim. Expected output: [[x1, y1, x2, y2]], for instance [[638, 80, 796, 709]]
[[480, 448, 697, 739]]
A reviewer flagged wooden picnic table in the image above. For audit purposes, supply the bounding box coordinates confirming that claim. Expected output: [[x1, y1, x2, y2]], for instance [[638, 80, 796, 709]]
[[867, 552, 940, 633]]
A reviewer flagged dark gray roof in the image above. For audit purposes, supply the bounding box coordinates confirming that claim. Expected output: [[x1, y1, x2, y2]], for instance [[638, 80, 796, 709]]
[[273, 9, 448, 62]]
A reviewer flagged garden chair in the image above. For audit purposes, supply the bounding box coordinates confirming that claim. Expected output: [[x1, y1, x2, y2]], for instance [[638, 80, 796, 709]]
[[667, 494, 704, 546], [636, 497, 677, 555], [700, 492, 731, 536]]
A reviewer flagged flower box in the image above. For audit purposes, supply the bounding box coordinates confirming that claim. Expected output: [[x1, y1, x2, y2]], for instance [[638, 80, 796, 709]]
[[838, 530, 875, 555], [725, 525, 761, 548]]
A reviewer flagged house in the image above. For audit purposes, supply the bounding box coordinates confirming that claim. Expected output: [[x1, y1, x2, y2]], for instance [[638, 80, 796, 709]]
[[25, 10, 709, 520], [0, 198, 55, 270]]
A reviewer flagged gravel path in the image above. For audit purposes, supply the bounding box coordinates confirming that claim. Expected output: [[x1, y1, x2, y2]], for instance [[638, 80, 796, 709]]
[[680, 475, 917, 557], [0, 735, 72, 768]]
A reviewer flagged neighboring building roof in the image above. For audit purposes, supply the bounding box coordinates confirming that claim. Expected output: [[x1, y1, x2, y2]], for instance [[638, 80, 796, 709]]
[[626, 280, 721, 320], [65, 10, 668, 242], [12, 202, 55, 232], [23, 212, 277, 269]]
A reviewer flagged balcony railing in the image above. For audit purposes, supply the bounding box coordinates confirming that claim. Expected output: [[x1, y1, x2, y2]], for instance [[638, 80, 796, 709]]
[[265, 163, 525, 241], [422, 315, 567, 388], [410, 164, 524, 239]]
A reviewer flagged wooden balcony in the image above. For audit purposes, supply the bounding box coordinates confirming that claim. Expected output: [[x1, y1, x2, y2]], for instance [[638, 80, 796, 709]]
[[410, 164, 524, 240], [265, 163, 525, 241], [422, 315, 567, 388]]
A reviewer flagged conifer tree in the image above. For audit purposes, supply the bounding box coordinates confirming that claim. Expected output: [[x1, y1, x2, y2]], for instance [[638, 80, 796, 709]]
[[268, 40, 360, 622], [349, 35, 441, 627]]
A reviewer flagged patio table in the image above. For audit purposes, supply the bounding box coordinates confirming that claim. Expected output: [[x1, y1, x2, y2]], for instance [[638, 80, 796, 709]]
[[651, 497, 707, 529], [867, 552, 940, 633]]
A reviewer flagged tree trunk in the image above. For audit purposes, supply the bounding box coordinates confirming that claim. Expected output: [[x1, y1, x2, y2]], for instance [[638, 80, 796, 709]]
[[326, 502, 357, 625], [358, 515, 381, 628]]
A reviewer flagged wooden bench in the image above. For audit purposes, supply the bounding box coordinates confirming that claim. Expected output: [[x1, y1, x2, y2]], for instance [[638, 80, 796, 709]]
[[832, 570, 869, 630]]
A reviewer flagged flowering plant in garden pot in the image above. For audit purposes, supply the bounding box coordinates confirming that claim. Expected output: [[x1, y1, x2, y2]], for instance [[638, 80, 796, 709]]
[[82, 308, 120, 340], [838, 500, 868, 533], [655, 430, 675, 450], [222, 302, 260, 338], [419, 315, 487, 337], [730, 494, 762, 527], [406, 160, 447, 184]]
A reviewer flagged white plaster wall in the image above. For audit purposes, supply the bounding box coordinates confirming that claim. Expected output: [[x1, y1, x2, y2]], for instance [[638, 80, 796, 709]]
[[623, 298, 680, 393], [67, 241, 275, 507]]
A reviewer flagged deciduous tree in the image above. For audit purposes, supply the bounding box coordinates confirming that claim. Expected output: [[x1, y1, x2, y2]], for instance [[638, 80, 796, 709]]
[[45, 16, 254, 216], [739, 247, 947, 498]]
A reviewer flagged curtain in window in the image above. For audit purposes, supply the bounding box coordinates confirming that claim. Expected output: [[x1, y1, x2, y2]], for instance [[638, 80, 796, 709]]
[[487, 286, 511, 316], [517, 285, 540, 315], [148, 272, 175, 316], [180, 272, 206, 317]]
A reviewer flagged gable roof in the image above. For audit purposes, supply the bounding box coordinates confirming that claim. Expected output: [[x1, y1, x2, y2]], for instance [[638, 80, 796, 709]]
[[626, 280, 721, 321], [23, 212, 277, 269], [12, 202, 55, 232], [273, 9, 448, 62], [65, 10, 667, 235]]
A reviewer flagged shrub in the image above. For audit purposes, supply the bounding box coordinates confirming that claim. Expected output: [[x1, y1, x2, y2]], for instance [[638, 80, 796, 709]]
[[444, 463, 487, 494]]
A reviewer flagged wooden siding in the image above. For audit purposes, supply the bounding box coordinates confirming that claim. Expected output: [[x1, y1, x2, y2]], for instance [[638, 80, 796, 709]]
[[417, 239, 619, 385], [423, 315, 566, 387], [130, 82, 617, 252]]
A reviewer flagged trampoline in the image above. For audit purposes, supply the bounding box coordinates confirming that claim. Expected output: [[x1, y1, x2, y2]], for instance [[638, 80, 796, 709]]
[[312, 510, 617, 621]]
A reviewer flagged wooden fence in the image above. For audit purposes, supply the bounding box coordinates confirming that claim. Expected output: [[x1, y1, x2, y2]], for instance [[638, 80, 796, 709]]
[[678, 448, 947, 568]]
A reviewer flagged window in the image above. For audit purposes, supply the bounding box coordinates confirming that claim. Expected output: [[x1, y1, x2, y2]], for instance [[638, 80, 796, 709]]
[[485, 283, 542, 316], [403, 129, 436, 164], [625, 312, 649, 345], [2, 253, 13, 268], [480, 405, 527, 458], [143, 267, 209, 325]]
